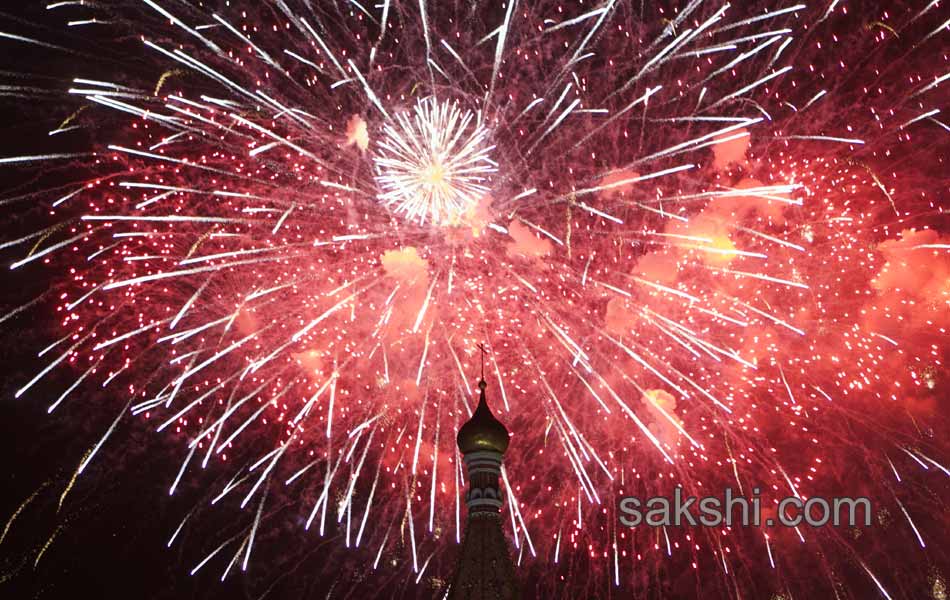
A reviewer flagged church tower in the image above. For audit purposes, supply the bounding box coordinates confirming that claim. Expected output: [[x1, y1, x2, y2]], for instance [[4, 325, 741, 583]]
[[446, 378, 519, 599]]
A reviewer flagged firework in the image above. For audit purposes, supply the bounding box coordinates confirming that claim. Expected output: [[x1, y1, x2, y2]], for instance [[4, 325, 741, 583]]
[[374, 97, 497, 225], [0, 1, 947, 598]]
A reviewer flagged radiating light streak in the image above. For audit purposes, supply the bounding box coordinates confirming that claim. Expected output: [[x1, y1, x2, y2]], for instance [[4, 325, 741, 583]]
[[347, 58, 390, 121], [439, 39, 477, 83], [0, 152, 93, 165], [158, 315, 232, 346], [187, 379, 273, 450], [47, 1, 87, 9], [765, 533, 775, 568], [694, 36, 786, 87], [211, 472, 252, 505], [544, 7, 608, 33], [175, 329, 262, 388], [242, 487, 268, 571], [511, 97, 544, 126], [589, 367, 673, 463], [713, 267, 809, 289], [212, 14, 287, 78], [894, 496, 925, 548], [914, 450, 950, 477], [93, 318, 170, 350], [48, 356, 104, 414], [15, 334, 89, 398], [189, 536, 237, 576], [572, 164, 697, 200], [734, 224, 806, 251], [581, 252, 595, 287], [650, 311, 756, 369], [486, 0, 515, 100], [716, 5, 806, 33], [526, 98, 581, 154], [549, 415, 597, 503], [68, 87, 146, 99], [166, 510, 193, 548], [517, 218, 564, 246], [911, 71, 950, 98], [860, 560, 894, 600], [737, 300, 806, 336], [77, 397, 133, 475], [428, 410, 440, 532], [542, 314, 591, 370], [565, 0, 615, 70], [155, 374, 236, 432], [412, 278, 438, 333], [540, 83, 574, 129], [169, 439, 198, 496], [501, 466, 536, 556], [593, 278, 630, 298], [416, 326, 432, 385], [777, 135, 865, 145], [511, 188, 538, 203], [629, 275, 699, 303], [576, 201, 623, 224], [638, 12, 710, 79], [103, 254, 286, 290], [0, 295, 48, 327], [293, 286, 372, 343], [372, 525, 391, 570], [406, 487, 419, 572], [677, 43, 739, 58], [916, 16, 950, 49], [647, 316, 704, 360], [707, 66, 792, 109], [690, 304, 749, 327], [285, 460, 318, 486], [101, 361, 130, 388], [445, 337, 472, 396], [87, 93, 185, 126], [292, 374, 338, 426], [508, 268, 539, 294], [142, 0, 223, 53], [337, 431, 374, 523], [149, 131, 187, 151], [0, 31, 74, 52], [241, 432, 294, 509], [220, 538, 248, 581]]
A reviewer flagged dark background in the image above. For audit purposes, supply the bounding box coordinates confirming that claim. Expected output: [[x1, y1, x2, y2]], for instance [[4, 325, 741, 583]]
[[0, 5, 250, 598]]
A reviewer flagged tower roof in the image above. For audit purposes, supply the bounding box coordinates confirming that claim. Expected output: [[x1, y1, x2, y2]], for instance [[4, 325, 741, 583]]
[[457, 380, 509, 455]]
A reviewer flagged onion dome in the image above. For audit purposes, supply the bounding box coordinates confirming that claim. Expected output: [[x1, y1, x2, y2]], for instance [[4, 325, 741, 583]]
[[457, 380, 510, 455]]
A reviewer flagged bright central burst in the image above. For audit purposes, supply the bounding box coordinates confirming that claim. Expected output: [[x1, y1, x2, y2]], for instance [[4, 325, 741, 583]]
[[373, 97, 496, 225]]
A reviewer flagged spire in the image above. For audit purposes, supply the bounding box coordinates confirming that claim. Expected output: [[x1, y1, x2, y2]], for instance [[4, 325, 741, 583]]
[[446, 377, 520, 600]]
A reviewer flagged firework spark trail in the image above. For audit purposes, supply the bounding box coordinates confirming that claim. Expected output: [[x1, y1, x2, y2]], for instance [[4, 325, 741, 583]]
[[1, 0, 948, 597]]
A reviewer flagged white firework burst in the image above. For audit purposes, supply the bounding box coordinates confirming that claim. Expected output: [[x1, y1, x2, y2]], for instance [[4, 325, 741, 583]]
[[373, 97, 497, 225]]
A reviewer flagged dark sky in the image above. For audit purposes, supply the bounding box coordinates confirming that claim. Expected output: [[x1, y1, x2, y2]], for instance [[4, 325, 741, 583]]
[[0, 5, 250, 599]]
